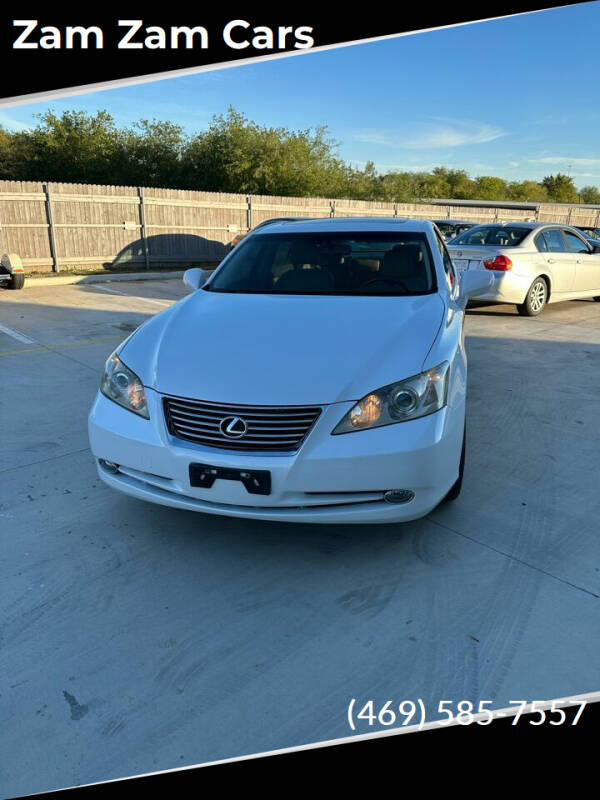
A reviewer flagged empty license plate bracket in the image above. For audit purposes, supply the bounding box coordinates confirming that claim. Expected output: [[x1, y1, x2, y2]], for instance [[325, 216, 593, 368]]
[[189, 463, 271, 495]]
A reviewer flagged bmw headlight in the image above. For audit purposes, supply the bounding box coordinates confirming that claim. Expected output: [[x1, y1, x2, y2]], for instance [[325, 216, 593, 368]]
[[100, 352, 149, 419], [332, 362, 449, 434]]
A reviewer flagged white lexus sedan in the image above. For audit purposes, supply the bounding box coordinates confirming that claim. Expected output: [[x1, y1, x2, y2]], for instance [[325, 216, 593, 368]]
[[447, 222, 600, 315], [88, 218, 491, 524]]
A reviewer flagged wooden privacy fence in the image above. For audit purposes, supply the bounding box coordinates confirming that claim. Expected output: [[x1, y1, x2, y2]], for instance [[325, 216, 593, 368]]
[[1, 179, 600, 273]]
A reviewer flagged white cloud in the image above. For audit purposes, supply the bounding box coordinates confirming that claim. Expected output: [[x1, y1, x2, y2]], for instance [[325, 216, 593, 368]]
[[529, 156, 600, 166], [353, 132, 397, 147], [353, 119, 506, 150], [0, 111, 32, 132], [404, 119, 505, 149]]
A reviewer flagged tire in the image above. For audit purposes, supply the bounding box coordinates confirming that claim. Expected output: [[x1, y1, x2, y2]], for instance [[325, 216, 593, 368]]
[[442, 424, 466, 503], [516, 277, 547, 316], [7, 272, 25, 290], [594, 296, 600, 302]]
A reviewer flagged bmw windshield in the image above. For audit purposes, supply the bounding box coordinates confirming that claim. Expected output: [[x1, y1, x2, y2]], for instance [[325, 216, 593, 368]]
[[206, 232, 437, 296]]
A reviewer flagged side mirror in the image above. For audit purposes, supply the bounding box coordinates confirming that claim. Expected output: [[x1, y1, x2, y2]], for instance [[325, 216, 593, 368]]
[[459, 269, 494, 299], [591, 245, 600, 254], [183, 268, 207, 292]]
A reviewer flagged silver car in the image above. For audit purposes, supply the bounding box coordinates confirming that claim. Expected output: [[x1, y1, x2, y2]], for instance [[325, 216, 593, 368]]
[[447, 222, 600, 315]]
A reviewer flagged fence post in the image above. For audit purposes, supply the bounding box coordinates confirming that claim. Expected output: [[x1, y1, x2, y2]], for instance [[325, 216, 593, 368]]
[[138, 186, 150, 269], [43, 182, 59, 273], [393, 202, 398, 218], [246, 195, 253, 231], [330, 200, 336, 218]]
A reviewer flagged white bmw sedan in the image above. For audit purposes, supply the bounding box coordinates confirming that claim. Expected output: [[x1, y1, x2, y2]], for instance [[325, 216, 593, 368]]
[[88, 218, 491, 524], [447, 222, 600, 315]]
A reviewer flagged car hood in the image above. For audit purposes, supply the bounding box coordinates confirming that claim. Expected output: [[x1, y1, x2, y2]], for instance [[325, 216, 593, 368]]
[[120, 290, 445, 406]]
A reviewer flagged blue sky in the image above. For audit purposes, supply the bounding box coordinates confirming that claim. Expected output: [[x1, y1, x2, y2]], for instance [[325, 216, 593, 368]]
[[2, 3, 600, 186]]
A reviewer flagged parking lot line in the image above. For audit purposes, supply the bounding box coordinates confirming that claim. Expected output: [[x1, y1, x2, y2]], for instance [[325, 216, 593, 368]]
[[0, 334, 123, 358], [0, 322, 37, 344], [90, 285, 173, 307]]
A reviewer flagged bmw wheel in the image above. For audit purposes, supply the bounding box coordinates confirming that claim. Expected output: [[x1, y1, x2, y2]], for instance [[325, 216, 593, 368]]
[[517, 277, 547, 316]]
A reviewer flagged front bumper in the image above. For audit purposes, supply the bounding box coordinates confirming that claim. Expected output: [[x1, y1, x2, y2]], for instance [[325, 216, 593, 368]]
[[88, 389, 465, 524]]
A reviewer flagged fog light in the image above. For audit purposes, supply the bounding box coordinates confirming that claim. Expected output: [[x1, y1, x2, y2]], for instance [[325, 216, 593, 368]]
[[383, 489, 414, 504], [99, 459, 120, 474]]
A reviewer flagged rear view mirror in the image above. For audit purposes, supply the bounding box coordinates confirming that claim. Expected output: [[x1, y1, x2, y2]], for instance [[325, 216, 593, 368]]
[[183, 268, 207, 292], [459, 269, 494, 299]]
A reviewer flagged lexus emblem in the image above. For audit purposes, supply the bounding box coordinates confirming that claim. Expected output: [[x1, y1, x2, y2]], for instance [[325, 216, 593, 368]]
[[219, 416, 248, 439]]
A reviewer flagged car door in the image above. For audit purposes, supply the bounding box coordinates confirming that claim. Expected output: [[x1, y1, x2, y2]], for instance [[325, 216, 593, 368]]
[[535, 228, 575, 294], [563, 229, 600, 292]]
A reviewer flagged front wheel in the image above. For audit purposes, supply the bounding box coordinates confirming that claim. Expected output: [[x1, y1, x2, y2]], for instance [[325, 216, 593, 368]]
[[593, 296, 600, 302], [516, 277, 547, 316]]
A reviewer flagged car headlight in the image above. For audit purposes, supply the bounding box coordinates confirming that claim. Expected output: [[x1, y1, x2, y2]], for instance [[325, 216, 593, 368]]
[[100, 352, 149, 419], [332, 362, 449, 434]]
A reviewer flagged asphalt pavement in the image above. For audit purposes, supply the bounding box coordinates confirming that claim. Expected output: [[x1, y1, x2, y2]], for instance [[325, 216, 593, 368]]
[[1, 279, 599, 795]]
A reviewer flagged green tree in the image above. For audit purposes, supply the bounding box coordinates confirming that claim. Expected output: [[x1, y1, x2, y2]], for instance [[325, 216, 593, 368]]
[[412, 170, 449, 200], [507, 180, 549, 202], [23, 110, 120, 183], [474, 175, 509, 201], [2, 105, 598, 207], [432, 167, 477, 199], [378, 171, 415, 202], [579, 185, 600, 204], [344, 161, 380, 200], [113, 119, 186, 187], [542, 173, 579, 203], [182, 108, 350, 197], [0, 126, 18, 179]]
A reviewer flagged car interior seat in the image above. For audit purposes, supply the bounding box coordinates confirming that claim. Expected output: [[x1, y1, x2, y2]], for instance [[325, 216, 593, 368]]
[[275, 240, 334, 292], [377, 244, 429, 292]]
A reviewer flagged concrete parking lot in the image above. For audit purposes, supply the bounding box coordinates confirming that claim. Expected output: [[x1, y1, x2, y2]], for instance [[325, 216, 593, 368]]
[[1, 278, 600, 795]]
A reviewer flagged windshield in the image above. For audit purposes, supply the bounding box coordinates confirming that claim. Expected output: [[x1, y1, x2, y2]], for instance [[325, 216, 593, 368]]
[[206, 232, 437, 296], [435, 223, 458, 236], [452, 225, 531, 247], [577, 227, 600, 239]]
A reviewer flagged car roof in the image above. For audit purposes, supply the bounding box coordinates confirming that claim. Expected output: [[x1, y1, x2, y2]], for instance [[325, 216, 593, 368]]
[[464, 221, 547, 230], [433, 219, 475, 225], [252, 217, 434, 234], [469, 221, 598, 232], [253, 216, 309, 228]]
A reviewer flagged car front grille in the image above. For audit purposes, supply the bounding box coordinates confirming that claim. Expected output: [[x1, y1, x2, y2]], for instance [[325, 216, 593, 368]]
[[163, 396, 322, 452]]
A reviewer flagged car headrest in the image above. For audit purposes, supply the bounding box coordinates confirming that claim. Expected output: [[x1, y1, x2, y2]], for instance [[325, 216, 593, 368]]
[[288, 240, 319, 267], [379, 244, 429, 292], [319, 253, 344, 268], [380, 244, 422, 277], [353, 258, 379, 272]]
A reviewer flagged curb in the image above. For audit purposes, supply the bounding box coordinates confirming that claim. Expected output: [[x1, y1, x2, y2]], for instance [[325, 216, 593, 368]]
[[25, 271, 185, 287]]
